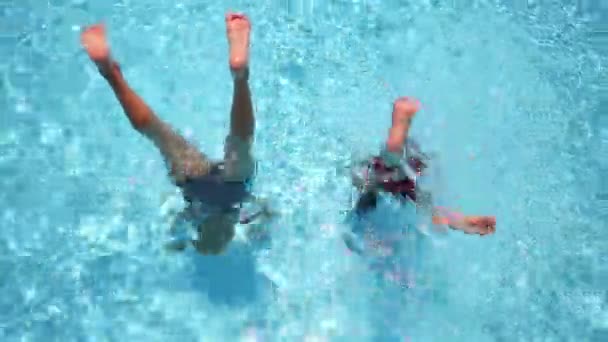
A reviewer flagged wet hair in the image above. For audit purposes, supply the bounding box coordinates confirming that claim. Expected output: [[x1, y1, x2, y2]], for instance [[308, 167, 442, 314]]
[[191, 214, 236, 255]]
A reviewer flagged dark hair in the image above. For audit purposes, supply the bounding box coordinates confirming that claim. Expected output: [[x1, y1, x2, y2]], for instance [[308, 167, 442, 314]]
[[355, 191, 378, 215]]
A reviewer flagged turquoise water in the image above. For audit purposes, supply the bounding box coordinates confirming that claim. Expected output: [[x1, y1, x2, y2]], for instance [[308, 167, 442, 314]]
[[1, 0, 606, 341]]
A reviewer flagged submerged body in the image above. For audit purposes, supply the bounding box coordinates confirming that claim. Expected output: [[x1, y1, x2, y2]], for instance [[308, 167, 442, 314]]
[[346, 97, 496, 257], [81, 13, 269, 255]]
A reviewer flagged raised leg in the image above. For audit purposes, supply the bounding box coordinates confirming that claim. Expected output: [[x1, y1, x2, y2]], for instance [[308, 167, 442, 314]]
[[226, 13, 254, 140], [80, 23, 211, 182], [385, 97, 420, 154], [222, 13, 256, 181]]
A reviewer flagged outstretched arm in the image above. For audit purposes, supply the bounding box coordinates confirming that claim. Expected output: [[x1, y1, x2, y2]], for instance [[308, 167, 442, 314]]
[[432, 208, 496, 235], [412, 190, 496, 236], [80, 24, 212, 184]]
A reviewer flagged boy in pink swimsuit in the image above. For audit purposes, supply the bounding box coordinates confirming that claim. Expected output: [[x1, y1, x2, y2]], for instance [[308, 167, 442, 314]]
[[350, 97, 496, 237], [80, 13, 262, 255]]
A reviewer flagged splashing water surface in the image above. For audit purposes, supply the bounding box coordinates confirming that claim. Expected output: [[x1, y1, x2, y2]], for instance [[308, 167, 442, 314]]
[[1, 0, 605, 341]]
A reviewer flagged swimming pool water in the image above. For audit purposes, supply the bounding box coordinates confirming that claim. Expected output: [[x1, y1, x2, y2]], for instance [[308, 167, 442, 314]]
[[1, 0, 606, 341]]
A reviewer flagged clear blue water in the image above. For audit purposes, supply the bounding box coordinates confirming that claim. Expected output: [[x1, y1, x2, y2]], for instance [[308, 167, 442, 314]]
[[1, 0, 606, 341]]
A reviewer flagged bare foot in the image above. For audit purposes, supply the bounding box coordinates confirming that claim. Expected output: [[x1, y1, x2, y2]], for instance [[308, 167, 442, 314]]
[[392, 97, 420, 126], [225, 13, 251, 79], [81, 23, 114, 75], [386, 97, 420, 153], [456, 216, 496, 235]]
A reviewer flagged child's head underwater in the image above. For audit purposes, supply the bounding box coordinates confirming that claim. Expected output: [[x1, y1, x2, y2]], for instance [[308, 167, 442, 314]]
[[165, 202, 274, 255], [164, 211, 237, 255], [192, 212, 237, 255]]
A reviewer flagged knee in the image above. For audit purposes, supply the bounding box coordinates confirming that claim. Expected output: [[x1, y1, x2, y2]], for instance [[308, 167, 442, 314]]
[[130, 116, 153, 131]]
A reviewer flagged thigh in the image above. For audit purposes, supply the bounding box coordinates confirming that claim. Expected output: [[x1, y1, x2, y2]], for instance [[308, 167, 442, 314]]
[[142, 117, 212, 182], [221, 134, 255, 182]]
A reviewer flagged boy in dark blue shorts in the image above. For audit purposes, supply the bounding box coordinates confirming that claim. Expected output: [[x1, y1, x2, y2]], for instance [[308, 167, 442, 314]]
[[81, 13, 268, 255]]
